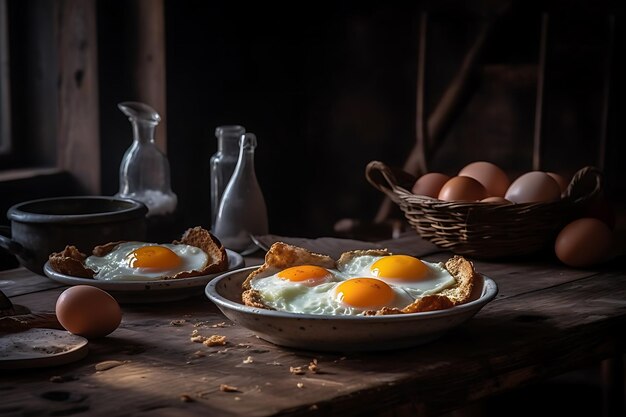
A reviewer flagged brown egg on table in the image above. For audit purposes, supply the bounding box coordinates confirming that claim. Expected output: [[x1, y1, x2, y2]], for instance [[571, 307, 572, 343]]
[[458, 161, 510, 197], [56, 285, 122, 339], [555, 218, 613, 268], [411, 172, 451, 198], [504, 171, 561, 203], [438, 176, 488, 202], [546, 172, 570, 195]]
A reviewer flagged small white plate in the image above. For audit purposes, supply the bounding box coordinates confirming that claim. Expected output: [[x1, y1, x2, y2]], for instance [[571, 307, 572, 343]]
[[0, 328, 88, 370], [205, 266, 498, 352], [44, 250, 244, 304]]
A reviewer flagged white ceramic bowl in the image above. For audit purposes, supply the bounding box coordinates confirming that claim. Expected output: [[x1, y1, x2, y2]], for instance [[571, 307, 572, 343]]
[[205, 266, 498, 352]]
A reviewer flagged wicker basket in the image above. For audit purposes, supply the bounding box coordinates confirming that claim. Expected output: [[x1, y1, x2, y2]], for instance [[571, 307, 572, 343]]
[[365, 161, 603, 259]]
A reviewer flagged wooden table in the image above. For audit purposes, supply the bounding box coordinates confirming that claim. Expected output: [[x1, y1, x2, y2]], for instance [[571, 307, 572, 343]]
[[1, 234, 625, 417]]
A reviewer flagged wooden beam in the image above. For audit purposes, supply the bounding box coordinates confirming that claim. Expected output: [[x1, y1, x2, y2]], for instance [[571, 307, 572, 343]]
[[133, 0, 167, 153], [56, 0, 100, 194]]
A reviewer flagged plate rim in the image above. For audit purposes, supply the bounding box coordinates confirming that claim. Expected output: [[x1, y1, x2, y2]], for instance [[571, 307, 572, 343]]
[[43, 249, 244, 291], [205, 265, 498, 322]]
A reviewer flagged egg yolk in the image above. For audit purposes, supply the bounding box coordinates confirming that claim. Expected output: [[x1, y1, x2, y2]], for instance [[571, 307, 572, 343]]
[[277, 265, 332, 285], [370, 255, 428, 281], [335, 278, 394, 309], [127, 246, 181, 268]]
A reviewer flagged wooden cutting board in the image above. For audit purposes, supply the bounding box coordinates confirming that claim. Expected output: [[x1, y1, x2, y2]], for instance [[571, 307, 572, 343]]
[[0, 327, 88, 369]]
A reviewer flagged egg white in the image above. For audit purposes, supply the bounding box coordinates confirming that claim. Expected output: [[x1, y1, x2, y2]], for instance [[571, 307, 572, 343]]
[[338, 254, 457, 298], [249, 269, 415, 315], [85, 242, 209, 281], [249, 253, 457, 316]]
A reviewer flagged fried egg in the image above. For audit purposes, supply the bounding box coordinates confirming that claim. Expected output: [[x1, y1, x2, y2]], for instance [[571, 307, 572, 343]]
[[246, 253, 456, 316], [85, 242, 209, 281], [338, 254, 456, 298], [248, 264, 415, 315]]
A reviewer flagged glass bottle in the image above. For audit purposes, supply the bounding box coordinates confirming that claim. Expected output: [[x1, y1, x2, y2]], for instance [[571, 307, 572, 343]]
[[115, 101, 178, 241], [213, 132, 268, 253], [210, 125, 246, 230]]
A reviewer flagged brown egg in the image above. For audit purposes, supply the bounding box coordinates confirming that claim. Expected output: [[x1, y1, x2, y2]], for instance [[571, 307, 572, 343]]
[[411, 172, 451, 198], [56, 285, 122, 339], [438, 176, 488, 202], [546, 172, 569, 194], [458, 161, 510, 197], [504, 171, 561, 203], [555, 218, 613, 267], [480, 196, 512, 204]]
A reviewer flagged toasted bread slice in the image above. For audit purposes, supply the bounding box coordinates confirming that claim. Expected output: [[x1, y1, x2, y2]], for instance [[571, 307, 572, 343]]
[[170, 226, 228, 278], [48, 246, 95, 278]]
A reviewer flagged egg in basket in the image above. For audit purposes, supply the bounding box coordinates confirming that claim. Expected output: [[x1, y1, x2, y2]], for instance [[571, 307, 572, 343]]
[[365, 161, 603, 259]]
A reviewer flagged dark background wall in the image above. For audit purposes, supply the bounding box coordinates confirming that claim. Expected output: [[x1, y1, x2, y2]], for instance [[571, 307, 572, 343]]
[[96, 0, 624, 239], [3, 0, 624, 246]]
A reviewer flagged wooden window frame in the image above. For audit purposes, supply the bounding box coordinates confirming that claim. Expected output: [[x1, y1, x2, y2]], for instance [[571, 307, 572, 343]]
[[0, 0, 166, 198]]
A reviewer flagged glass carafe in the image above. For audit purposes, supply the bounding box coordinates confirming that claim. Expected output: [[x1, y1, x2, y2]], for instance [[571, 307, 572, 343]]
[[213, 132, 268, 253], [210, 125, 245, 230], [116, 101, 178, 241]]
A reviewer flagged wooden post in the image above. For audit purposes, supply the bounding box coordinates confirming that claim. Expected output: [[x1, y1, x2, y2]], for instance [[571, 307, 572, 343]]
[[532, 13, 548, 171], [132, 0, 167, 153], [56, 0, 100, 194]]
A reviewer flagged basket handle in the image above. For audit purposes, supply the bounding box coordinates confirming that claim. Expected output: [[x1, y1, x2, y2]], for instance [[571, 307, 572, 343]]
[[365, 161, 416, 198], [366, 161, 398, 198], [566, 165, 603, 203]]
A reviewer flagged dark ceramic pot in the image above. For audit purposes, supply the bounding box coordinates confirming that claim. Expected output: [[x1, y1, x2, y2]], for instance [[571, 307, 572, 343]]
[[0, 196, 148, 275]]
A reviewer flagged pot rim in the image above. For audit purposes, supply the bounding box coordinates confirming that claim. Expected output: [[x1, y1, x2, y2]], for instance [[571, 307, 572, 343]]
[[7, 196, 148, 225]]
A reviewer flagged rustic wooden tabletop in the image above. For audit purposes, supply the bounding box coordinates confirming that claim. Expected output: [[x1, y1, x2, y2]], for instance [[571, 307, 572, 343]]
[[1, 234, 625, 417]]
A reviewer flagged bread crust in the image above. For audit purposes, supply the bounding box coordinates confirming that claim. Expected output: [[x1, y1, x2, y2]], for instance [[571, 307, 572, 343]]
[[242, 245, 479, 315], [47, 227, 228, 279], [170, 226, 229, 278], [241, 242, 335, 290], [48, 246, 95, 278]]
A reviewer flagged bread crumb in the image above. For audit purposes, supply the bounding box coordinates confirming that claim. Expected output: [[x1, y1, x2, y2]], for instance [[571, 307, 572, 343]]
[[220, 384, 240, 392], [190, 330, 226, 347], [290, 366, 306, 375], [210, 322, 227, 328], [190, 329, 207, 343], [243, 356, 254, 364], [180, 394, 194, 402], [170, 319, 186, 326], [308, 359, 319, 373], [297, 382, 304, 389], [203, 335, 227, 347]]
